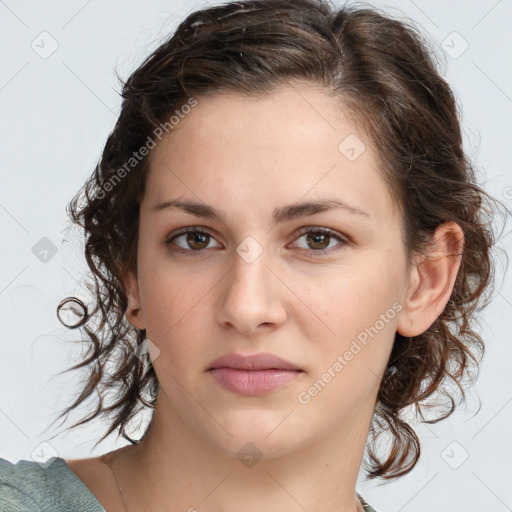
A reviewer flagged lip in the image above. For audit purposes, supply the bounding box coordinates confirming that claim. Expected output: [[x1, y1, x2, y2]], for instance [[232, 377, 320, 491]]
[[209, 368, 302, 396], [207, 352, 303, 396], [207, 352, 301, 371]]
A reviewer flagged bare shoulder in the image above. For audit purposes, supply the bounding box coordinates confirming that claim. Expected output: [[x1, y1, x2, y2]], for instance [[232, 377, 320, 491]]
[[64, 453, 124, 512]]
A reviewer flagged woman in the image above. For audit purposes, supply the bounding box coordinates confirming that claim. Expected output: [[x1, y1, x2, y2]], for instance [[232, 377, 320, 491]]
[[0, 0, 503, 511]]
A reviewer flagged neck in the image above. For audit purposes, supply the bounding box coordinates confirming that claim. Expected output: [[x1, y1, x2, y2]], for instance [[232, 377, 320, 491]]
[[105, 390, 373, 512]]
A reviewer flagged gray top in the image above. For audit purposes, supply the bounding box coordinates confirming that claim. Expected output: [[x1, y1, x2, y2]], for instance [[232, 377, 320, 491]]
[[0, 457, 379, 511], [0, 457, 105, 512]]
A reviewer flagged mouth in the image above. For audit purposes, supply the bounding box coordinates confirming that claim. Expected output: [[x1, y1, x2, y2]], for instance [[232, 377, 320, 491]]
[[208, 367, 303, 396], [207, 351, 303, 396], [207, 351, 302, 372]]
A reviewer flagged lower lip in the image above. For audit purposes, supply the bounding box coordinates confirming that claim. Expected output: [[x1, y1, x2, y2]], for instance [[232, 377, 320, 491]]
[[209, 368, 303, 396]]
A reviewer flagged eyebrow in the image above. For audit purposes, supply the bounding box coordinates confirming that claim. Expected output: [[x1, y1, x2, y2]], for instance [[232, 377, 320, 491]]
[[150, 197, 371, 223]]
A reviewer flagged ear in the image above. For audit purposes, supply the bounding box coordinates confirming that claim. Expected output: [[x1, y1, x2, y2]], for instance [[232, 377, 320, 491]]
[[397, 221, 464, 337], [123, 269, 146, 330]]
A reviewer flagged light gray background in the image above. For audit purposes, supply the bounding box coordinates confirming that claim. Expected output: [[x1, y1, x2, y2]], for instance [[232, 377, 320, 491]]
[[1, 1, 511, 511]]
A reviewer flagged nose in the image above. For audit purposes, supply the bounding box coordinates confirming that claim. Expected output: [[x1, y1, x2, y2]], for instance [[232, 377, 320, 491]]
[[217, 246, 287, 336]]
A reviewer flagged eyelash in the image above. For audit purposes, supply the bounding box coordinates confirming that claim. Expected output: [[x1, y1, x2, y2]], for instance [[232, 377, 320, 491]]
[[164, 226, 349, 256]]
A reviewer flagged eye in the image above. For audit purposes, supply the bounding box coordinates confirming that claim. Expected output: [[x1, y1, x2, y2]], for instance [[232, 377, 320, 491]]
[[164, 226, 348, 255], [290, 227, 348, 255], [165, 227, 221, 252]]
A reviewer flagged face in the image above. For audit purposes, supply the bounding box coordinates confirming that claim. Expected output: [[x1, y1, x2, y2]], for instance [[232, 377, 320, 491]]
[[125, 84, 413, 459]]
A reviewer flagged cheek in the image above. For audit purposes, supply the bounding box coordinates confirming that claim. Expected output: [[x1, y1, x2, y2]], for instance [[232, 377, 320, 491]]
[[139, 265, 217, 360], [296, 257, 402, 367], [139, 246, 209, 317], [306, 261, 398, 327]]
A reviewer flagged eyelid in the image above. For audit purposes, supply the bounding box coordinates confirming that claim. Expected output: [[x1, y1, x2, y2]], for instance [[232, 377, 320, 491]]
[[290, 226, 349, 255], [164, 225, 349, 254], [165, 226, 221, 250]]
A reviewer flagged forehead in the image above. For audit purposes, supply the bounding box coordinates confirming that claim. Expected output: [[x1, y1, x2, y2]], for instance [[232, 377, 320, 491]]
[[142, 85, 396, 226]]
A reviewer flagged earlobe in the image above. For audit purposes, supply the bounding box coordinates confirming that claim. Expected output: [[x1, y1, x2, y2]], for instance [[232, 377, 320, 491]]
[[123, 269, 145, 330], [397, 221, 464, 338]]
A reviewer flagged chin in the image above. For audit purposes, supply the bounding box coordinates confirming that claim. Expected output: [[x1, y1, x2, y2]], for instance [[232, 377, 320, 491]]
[[202, 410, 309, 461]]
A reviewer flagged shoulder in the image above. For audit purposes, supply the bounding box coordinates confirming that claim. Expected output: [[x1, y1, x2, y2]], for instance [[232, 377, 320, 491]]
[[0, 458, 45, 511], [0, 457, 105, 512]]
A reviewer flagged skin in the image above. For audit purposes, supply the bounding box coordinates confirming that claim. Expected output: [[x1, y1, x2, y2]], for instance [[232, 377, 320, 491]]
[[65, 83, 464, 512]]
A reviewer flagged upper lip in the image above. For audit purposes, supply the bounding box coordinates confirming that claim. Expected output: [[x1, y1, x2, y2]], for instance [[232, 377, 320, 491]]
[[208, 352, 301, 371]]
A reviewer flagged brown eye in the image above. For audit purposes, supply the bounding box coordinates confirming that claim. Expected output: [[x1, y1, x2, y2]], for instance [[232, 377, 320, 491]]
[[305, 232, 331, 250], [291, 228, 348, 255], [165, 228, 221, 252], [184, 232, 210, 250]]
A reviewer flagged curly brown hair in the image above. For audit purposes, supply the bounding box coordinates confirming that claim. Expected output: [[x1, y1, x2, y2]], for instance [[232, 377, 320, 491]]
[[49, 0, 507, 482]]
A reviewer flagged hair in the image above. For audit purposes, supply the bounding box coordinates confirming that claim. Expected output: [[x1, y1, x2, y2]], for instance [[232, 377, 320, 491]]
[[49, 0, 508, 482]]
